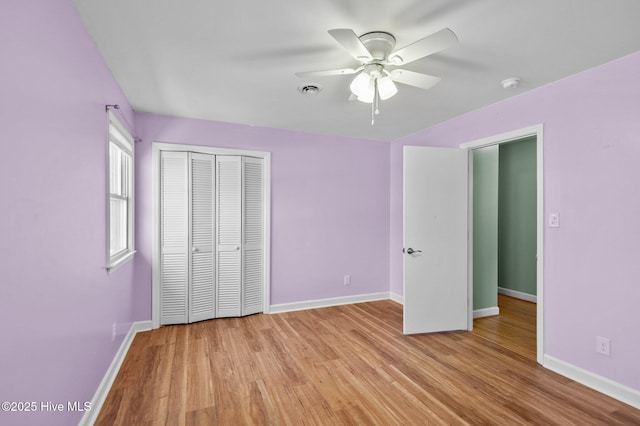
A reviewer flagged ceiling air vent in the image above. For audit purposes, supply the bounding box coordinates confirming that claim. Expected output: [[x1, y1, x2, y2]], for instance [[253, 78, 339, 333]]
[[298, 84, 322, 95]]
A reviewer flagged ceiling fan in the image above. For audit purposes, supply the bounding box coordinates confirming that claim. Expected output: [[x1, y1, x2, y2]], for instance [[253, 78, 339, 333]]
[[296, 28, 458, 124]]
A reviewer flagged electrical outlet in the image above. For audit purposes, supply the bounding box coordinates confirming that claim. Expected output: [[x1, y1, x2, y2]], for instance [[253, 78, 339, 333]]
[[596, 336, 610, 356], [549, 213, 560, 228], [112, 323, 117, 342], [343, 275, 351, 286]]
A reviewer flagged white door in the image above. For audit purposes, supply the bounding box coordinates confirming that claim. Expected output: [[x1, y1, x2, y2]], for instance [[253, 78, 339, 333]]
[[403, 146, 469, 334], [155, 145, 268, 327], [242, 157, 264, 316], [188, 153, 216, 322], [216, 155, 242, 317], [159, 151, 189, 325]]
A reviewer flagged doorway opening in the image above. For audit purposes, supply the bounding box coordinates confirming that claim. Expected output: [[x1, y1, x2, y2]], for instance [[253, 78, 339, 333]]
[[461, 125, 544, 364], [473, 293, 537, 359]]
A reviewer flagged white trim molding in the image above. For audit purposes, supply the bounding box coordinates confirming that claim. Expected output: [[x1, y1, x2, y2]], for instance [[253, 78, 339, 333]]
[[269, 292, 390, 314], [498, 287, 537, 303], [459, 124, 543, 150], [544, 355, 640, 410], [389, 292, 404, 305], [80, 321, 153, 426], [473, 307, 500, 319]]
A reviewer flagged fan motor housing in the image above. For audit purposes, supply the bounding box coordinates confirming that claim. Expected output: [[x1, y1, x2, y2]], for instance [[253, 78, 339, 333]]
[[359, 31, 396, 61]]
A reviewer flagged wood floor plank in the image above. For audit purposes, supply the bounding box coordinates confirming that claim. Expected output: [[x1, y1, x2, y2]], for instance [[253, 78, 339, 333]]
[[472, 294, 537, 360], [96, 300, 639, 425]]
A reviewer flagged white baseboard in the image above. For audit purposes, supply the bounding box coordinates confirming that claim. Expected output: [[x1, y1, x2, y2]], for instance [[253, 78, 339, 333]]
[[269, 292, 390, 314], [473, 306, 500, 319], [498, 287, 537, 303], [543, 355, 640, 410], [80, 320, 153, 425], [389, 292, 404, 305]]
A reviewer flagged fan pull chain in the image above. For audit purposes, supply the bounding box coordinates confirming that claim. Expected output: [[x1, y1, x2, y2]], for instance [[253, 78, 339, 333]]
[[371, 99, 375, 125], [375, 78, 380, 115], [371, 78, 380, 125]]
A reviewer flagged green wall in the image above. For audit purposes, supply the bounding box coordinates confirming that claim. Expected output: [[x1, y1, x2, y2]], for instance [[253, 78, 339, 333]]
[[498, 137, 537, 296], [473, 145, 499, 310]]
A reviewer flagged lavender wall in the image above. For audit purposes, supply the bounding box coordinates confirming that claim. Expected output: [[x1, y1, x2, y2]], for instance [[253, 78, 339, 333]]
[[0, 1, 140, 425], [134, 113, 390, 316], [4, 0, 637, 420], [390, 51, 640, 392]]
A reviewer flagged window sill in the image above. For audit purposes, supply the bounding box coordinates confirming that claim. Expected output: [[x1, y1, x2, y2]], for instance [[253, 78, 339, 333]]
[[107, 250, 136, 274]]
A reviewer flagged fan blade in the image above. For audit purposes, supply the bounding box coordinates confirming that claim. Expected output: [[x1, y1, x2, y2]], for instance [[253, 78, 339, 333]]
[[390, 69, 441, 90], [328, 29, 373, 62], [388, 28, 458, 65], [295, 67, 360, 78]]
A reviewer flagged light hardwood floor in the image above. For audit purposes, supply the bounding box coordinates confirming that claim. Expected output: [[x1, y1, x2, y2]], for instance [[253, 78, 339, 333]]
[[472, 294, 537, 360], [97, 300, 640, 425]]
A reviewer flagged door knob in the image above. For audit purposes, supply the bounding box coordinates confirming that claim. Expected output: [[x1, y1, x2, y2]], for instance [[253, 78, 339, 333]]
[[192, 247, 199, 253], [406, 248, 422, 254]]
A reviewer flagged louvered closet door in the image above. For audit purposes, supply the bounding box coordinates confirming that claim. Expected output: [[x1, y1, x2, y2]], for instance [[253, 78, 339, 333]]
[[216, 156, 242, 317], [160, 151, 189, 325], [189, 153, 216, 322], [242, 157, 264, 316]]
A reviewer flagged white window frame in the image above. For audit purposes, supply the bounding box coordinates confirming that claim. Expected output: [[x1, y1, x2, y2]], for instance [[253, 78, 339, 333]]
[[107, 110, 136, 272]]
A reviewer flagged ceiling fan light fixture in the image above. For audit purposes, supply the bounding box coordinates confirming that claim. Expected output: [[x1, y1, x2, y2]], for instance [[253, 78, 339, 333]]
[[298, 27, 457, 123], [350, 72, 373, 101], [357, 93, 375, 103], [355, 83, 375, 103], [377, 76, 398, 100], [350, 72, 397, 103]]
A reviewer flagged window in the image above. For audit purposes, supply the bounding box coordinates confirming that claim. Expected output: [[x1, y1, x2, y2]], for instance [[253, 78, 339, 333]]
[[107, 111, 135, 271]]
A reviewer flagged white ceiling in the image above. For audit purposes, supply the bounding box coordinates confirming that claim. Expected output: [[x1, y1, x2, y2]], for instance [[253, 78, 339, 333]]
[[72, 0, 640, 142]]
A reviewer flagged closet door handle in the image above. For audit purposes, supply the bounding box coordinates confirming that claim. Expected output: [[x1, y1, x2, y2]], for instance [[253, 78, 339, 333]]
[[192, 247, 199, 253]]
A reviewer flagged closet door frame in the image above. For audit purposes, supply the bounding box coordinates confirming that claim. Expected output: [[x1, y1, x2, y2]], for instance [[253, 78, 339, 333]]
[[152, 142, 271, 329]]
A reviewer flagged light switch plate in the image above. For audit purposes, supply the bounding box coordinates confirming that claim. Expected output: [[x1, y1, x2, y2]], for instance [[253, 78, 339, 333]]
[[549, 213, 560, 228]]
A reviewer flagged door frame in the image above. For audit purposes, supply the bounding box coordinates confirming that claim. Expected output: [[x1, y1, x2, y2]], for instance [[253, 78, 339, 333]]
[[460, 124, 544, 365], [151, 142, 271, 329]]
